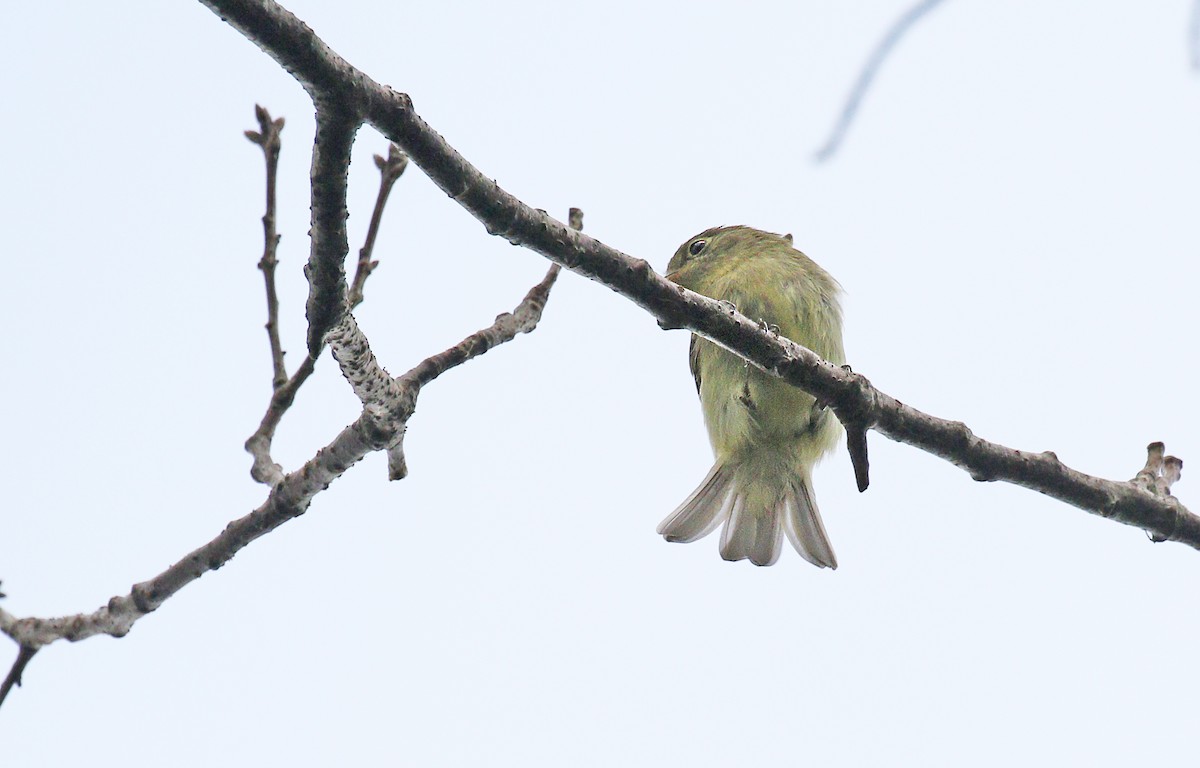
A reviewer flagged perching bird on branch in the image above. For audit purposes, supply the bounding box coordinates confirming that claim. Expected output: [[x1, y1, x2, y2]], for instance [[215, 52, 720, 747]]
[[658, 226, 846, 567]]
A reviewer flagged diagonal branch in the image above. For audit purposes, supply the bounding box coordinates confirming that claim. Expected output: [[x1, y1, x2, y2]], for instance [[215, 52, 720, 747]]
[[0, 397, 402, 652], [397, 219, 568, 392], [330, 211, 572, 481], [390, 261, 559, 480], [813, 0, 947, 163], [398, 265, 560, 391], [3, 2, 570, 709], [0, 252, 566, 657], [197, 0, 1195, 551]]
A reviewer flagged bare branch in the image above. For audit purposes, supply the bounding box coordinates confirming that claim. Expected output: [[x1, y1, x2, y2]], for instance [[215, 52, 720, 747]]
[[241, 105, 327, 486], [243, 113, 409, 486], [196, 0, 1196, 551], [399, 262, 560, 393], [396, 209, 573, 391], [1161, 456, 1184, 495], [1134, 441, 1168, 491], [245, 104, 288, 388], [349, 144, 408, 309], [348, 211, 572, 480], [0, 234, 567, 654], [1, 395, 404, 653], [846, 420, 870, 493], [1135, 443, 1186, 542], [4, 1, 1192, 708], [243, 104, 318, 487], [0, 645, 37, 708], [326, 312, 407, 412], [386, 263, 560, 479], [813, 0, 946, 163], [245, 354, 317, 486], [304, 107, 359, 354]]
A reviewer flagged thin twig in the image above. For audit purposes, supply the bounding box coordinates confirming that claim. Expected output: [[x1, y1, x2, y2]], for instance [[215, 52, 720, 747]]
[[381, 260, 560, 479], [813, 0, 946, 163], [349, 144, 408, 309], [369, 211, 572, 479], [245, 104, 288, 389], [243, 105, 319, 486], [245, 122, 408, 486], [245, 354, 317, 485], [0, 646, 37, 707], [399, 259, 561, 391], [396, 209, 574, 390]]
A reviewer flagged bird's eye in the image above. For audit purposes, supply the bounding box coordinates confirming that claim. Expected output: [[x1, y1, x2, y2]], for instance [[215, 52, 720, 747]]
[[688, 239, 707, 256]]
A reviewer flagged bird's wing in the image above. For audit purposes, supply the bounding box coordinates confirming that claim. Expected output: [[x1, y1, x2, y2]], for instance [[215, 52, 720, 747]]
[[688, 334, 703, 395]]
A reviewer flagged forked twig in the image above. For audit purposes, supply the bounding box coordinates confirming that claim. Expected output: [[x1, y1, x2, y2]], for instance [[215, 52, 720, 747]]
[[244, 115, 406, 486], [0, 210, 574, 660]]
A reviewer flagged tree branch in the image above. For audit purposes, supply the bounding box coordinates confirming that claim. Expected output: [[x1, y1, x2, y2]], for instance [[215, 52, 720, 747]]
[[396, 264, 561, 390], [2, 0, 1189, 709], [396, 216, 569, 392], [0, 250, 565, 659], [333, 209, 570, 481], [245, 104, 288, 389], [244, 113, 406, 486], [245, 354, 317, 486], [197, 0, 1195, 551], [349, 144, 408, 309], [304, 107, 359, 355], [387, 260, 560, 480], [0, 645, 37, 708], [813, 0, 947, 163], [0, 400, 398, 653], [243, 104, 312, 486]]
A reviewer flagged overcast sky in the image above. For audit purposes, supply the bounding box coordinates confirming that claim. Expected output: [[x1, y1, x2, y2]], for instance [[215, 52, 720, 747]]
[[4, 1, 1200, 765]]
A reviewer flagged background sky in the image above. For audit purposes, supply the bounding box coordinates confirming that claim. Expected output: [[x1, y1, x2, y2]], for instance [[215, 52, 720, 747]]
[[3, 1, 1200, 765]]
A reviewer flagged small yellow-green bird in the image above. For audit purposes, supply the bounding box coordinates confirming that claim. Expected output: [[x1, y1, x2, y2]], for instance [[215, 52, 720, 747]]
[[659, 226, 845, 568]]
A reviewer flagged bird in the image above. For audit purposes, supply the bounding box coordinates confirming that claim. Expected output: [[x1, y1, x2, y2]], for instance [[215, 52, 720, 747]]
[[658, 225, 846, 567]]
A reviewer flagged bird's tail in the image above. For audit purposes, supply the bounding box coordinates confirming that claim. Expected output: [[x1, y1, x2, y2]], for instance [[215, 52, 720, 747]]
[[657, 462, 837, 568]]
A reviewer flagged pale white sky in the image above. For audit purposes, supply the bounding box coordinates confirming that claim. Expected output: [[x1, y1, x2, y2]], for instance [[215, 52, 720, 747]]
[[3, 1, 1199, 765]]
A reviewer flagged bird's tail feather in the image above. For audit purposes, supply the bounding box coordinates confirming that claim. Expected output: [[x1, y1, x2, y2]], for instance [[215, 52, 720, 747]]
[[657, 463, 735, 544], [658, 463, 837, 568], [781, 476, 837, 568]]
